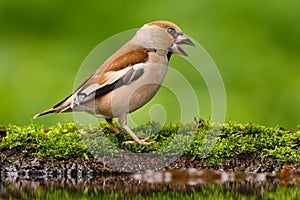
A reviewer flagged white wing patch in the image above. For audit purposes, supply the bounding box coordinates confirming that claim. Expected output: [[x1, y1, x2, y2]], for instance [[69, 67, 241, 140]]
[[103, 67, 132, 86], [70, 63, 146, 109], [102, 63, 145, 86]]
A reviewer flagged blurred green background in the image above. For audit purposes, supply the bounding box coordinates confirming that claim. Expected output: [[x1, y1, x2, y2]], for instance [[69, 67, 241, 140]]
[[0, 0, 299, 129]]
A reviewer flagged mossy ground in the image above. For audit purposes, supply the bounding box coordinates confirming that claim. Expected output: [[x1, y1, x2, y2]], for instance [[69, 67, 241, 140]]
[[0, 119, 299, 170]]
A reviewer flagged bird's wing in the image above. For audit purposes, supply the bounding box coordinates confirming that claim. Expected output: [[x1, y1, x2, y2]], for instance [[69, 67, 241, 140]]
[[51, 71, 97, 109], [69, 49, 149, 108]]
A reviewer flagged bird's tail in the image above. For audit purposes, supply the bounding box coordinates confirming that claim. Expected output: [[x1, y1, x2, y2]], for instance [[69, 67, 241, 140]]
[[33, 105, 72, 119], [33, 108, 57, 119], [33, 95, 73, 119]]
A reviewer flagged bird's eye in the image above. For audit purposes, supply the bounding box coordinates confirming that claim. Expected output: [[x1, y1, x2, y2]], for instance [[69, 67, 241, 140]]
[[167, 28, 176, 36]]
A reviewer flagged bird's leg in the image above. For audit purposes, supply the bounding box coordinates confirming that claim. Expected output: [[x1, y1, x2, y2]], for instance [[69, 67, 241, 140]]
[[105, 118, 120, 134], [118, 114, 154, 145]]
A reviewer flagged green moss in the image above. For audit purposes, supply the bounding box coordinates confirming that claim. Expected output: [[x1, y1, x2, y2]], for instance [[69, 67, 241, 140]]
[[1, 122, 88, 160], [189, 120, 300, 164], [0, 119, 299, 164]]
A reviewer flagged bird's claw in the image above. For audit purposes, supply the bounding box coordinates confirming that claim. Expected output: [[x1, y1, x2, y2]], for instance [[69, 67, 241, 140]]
[[122, 137, 154, 145]]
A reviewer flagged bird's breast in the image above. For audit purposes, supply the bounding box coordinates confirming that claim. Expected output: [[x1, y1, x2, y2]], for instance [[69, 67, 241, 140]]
[[95, 62, 168, 117]]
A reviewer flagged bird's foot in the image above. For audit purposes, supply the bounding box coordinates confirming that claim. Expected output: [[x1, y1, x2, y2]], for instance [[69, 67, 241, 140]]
[[122, 137, 154, 146]]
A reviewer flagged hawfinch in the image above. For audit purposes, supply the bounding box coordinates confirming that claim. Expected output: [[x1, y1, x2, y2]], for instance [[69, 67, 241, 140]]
[[34, 20, 195, 145]]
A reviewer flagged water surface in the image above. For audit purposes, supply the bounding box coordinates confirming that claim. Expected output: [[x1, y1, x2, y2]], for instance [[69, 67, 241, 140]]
[[1, 167, 299, 199]]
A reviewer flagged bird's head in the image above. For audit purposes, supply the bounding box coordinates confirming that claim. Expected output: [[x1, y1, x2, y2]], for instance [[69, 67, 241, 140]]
[[133, 20, 195, 56]]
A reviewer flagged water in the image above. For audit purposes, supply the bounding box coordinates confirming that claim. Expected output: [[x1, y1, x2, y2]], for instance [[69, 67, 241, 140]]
[[1, 167, 299, 199]]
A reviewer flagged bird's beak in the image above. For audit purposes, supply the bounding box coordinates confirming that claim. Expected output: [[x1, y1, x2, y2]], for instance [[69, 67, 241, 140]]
[[169, 34, 195, 56]]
